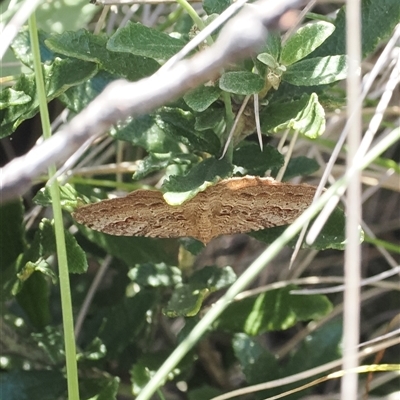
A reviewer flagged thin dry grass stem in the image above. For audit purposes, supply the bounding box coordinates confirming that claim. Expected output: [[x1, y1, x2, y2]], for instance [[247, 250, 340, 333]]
[[281, 0, 316, 44], [220, 95, 251, 159], [276, 130, 299, 182], [253, 93, 264, 151], [94, 5, 111, 34], [48, 135, 112, 188], [290, 265, 400, 295], [74, 255, 113, 340]]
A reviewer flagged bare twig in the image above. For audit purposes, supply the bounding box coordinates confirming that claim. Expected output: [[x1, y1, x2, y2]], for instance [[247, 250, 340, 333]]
[[0, 0, 305, 204]]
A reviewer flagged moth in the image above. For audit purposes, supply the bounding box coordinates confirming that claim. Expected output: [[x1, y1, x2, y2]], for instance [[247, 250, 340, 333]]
[[73, 176, 316, 244]]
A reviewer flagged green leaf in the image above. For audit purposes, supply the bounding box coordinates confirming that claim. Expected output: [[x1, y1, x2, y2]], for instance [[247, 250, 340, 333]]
[[285, 320, 342, 374], [203, 0, 231, 15], [233, 143, 284, 175], [257, 52, 279, 69], [262, 31, 282, 61], [164, 284, 209, 317], [115, 108, 221, 154], [93, 290, 157, 357], [216, 285, 332, 335], [16, 218, 88, 275], [40, 219, 88, 274], [219, 71, 265, 95], [130, 351, 183, 395], [183, 85, 221, 112], [311, 0, 400, 59], [233, 334, 280, 384], [0, 59, 97, 137], [77, 227, 179, 265], [31, 326, 65, 364], [282, 156, 320, 181], [260, 93, 325, 139], [189, 266, 236, 291], [283, 55, 348, 86], [0, 200, 24, 269], [16, 271, 51, 329], [128, 262, 182, 287], [113, 114, 182, 153], [194, 107, 225, 131], [232, 322, 342, 399], [35, 0, 98, 34], [0, 370, 66, 400], [251, 206, 346, 250], [45, 29, 159, 81], [107, 21, 185, 60], [280, 21, 335, 66], [178, 237, 205, 255], [157, 108, 221, 154], [162, 157, 233, 205], [164, 266, 235, 317], [80, 377, 120, 400], [33, 183, 88, 212], [188, 386, 222, 400], [0, 89, 31, 110], [133, 152, 198, 180], [12, 29, 57, 67]]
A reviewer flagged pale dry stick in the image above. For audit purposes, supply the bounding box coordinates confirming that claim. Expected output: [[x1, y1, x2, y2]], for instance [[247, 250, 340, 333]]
[[209, 335, 400, 400], [0, 0, 42, 60], [220, 95, 251, 159], [290, 24, 400, 264], [74, 255, 113, 339], [306, 55, 400, 245], [342, 0, 363, 396], [290, 265, 400, 295], [2, 0, 306, 202]]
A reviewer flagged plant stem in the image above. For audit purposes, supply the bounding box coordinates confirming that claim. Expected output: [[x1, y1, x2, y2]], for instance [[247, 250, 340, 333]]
[[28, 13, 80, 400]]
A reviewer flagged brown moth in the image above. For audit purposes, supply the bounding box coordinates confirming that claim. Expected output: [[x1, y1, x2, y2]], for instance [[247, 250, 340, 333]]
[[72, 176, 316, 244]]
